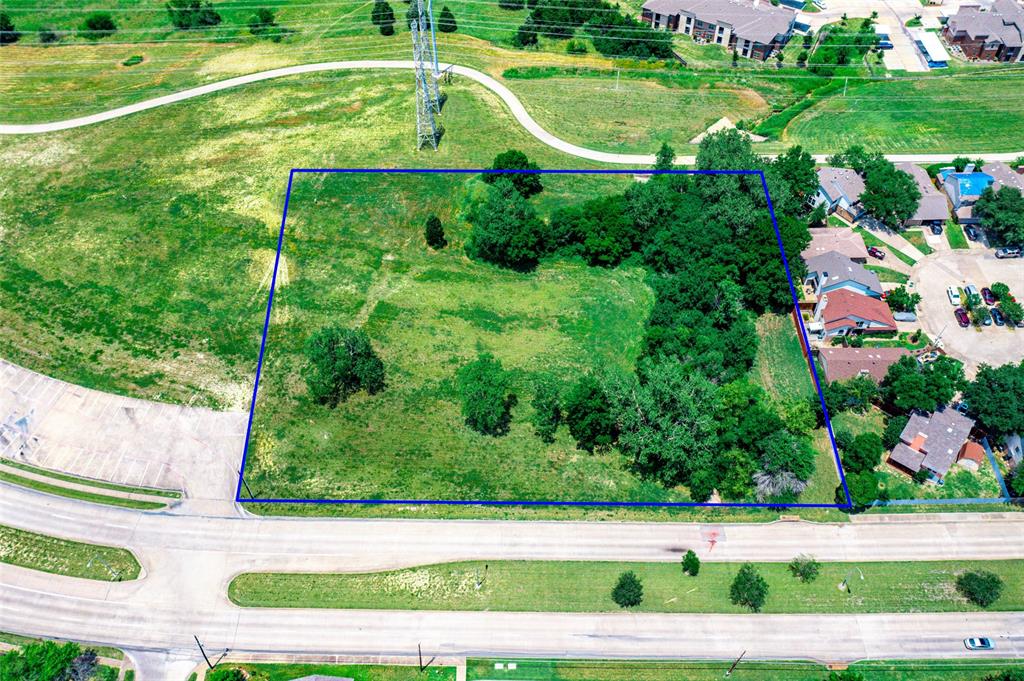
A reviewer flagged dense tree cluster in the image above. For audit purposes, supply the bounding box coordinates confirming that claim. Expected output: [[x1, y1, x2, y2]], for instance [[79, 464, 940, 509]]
[[463, 135, 820, 502], [963, 361, 1024, 439], [829, 145, 920, 227], [166, 0, 222, 30], [510, 0, 672, 58], [0, 641, 112, 681], [302, 327, 385, 406], [879, 355, 964, 414], [810, 20, 879, 75], [975, 186, 1024, 245]]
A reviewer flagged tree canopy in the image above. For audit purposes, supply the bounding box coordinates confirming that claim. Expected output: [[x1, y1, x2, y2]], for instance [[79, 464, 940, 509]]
[[861, 160, 921, 227], [880, 355, 964, 414], [483, 150, 544, 197], [467, 178, 547, 270], [457, 352, 516, 437], [302, 327, 385, 406], [975, 186, 1024, 245], [166, 0, 222, 29], [730, 563, 769, 611], [963, 361, 1024, 438]]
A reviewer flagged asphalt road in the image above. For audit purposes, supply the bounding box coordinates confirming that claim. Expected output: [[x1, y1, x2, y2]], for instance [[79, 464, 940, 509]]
[[3, 481, 1024, 679], [1, 60, 1022, 166]]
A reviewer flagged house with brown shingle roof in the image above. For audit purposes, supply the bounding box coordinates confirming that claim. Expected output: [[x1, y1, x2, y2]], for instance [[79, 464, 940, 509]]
[[888, 408, 977, 480], [816, 346, 910, 383], [812, 288, 897, 339], [896, 163, 950, 228], [943, 0, 1024, 62], [802, 227, 869, 263], [642, 0, 796, 60]]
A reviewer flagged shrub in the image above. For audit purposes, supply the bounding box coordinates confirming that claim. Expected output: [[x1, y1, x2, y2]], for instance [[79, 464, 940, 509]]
[[371, 0, 397, 36], [956, 570, 1004, 607], [499, 0, 525, 8], [611, 571, 643, 607], [81, 12, 118, 40], [166, 0, 222, 30], [788, 554, 821, 582], [249, 7, 285, 41], [302, 327, 385, 406], [681, 549, 700, 576], [207, 669, 246, 681], [563, 375, 617, 451], [424, 214, 446, 249], [566, 39, 587, 54], [0, 12, 20, 45], [38, 27, 62, 44], [729, 563, 769, 612], [122, 55, 144, 67], [882, 414, 909, 450], [437, 5, 457, 33], [483, 149, 543, 197], [456, 352, 516, 437]]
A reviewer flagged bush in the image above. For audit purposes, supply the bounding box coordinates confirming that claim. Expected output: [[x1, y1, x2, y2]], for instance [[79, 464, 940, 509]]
[[530, 377, 561, 443], [166, 0, 222, 30], [302, 327, 385, 406], [249, 7, 285, 41], [437, 5, 457, 32], [611, 570, 643, 607], [788, 554, 821, 582], [956, 570, 1004, 607], [729, 563, 769, 612], [456, 352, 516, 437], [984, 671, 1024, 681], [566, 39, 587, 54], [424, 214, 446, 249], [1008, 465, 1024, 498], [563, 375, 617, 451], [207, 669, 246, 681], [483, 149, 544, 197], [371, 0, 397, 36], [842, 432, 884, 475], [882, 414, 909, 450], [80, 12, 117, 39], [499, 0, 525, 8], [0, 11, 20, 45], [681, 549, 700, 576], [38, 27, 62, 44]]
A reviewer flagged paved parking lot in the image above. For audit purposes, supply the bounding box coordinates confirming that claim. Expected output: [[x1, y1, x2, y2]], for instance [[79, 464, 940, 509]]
[[0, 359, 247, 502], [912, 252, 1024, 376]]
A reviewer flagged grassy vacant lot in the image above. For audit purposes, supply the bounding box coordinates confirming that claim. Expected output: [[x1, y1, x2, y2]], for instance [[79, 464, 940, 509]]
[[752, 313, 815, 402], [203, 663, 453, 681], [229, 559, 1024, 613], [0, 524, 141, 580], [467, 658, 1024, 681]]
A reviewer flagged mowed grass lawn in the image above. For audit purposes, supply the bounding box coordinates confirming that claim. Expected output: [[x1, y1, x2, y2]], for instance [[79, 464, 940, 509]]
[[203, 663, 453, 681], [246, 171, 670, 504], [0, 524, 140, 581], [229, 559, 1024, 613]]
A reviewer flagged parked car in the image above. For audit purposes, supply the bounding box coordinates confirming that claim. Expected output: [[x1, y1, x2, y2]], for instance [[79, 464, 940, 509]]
[[992, 307, 1006, 326], [955, 307, 970, 327], [976, 307, 993, 326], [947, 287, 962, 306], [930, 223, 943, 235], [982, 287, 997, 305], [965, 225, 980, 241], [964, 637, 994, 651], [867, 246, 885, 260], [965, 284, 981, 305], [995, 246, 1021, 259]]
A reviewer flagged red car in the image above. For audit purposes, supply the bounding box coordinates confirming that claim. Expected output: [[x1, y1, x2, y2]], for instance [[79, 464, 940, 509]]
[[868, 246, 886, 260], [981, 287, 997, 305], [955, 307, 970, 327]]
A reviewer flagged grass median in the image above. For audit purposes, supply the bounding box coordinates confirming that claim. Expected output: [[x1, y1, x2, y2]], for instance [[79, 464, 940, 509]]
[[0, 524, 141, 581], [229, 559, 1023, 613], [0, 470, 165, 511], [0, 459, 180, 499]]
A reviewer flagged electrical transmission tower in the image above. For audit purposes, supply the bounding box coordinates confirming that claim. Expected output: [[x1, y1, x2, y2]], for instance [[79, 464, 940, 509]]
[[411, 0, 443, 149]]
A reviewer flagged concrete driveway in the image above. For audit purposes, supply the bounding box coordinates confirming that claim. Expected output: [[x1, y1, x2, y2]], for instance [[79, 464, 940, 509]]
[[912, 251, 1024, 376]]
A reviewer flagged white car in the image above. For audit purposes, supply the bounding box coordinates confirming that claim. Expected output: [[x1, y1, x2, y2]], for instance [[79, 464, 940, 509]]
[[964, 637, 994, 651], [947, 286, 962, 306]]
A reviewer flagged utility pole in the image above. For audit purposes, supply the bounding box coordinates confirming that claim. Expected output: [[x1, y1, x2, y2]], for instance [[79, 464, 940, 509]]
[[475, 563, 489, 590], [724, 650, 746, 677], [237, 470, 255, 499], [418, 643, 436, 671], [193, 636, 228, 670]]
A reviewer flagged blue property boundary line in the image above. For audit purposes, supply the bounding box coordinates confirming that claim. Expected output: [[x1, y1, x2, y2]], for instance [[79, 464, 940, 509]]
[[236, 168, 854, 509]]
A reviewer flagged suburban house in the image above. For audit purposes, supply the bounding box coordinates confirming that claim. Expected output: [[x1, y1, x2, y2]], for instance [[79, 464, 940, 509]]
[[943, 0, 1024, 62], [801, 227, 869, 263], [1006, 433, 1022, 466], [888, 408, 977, 480], [812, 288, 897, 339], [815, 346, 910, 383], [814, 167, 866, 222], [641, 0, 796, 60], [804, 251, 884, 299], [939, 161, 1024, 223], [896, 162, 950, 227]]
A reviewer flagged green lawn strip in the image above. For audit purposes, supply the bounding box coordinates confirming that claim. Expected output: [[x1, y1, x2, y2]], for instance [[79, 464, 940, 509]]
[[946, 220, 970, 250], [903, 230, 935, 255], [0, 459, 180, 499], [0, 525, 140, 581], [229, 559, 1023, 613], [853, 228, 918, 266], [468, 658, 827, 680], [0, 470, 165, 510], [752, 313, 816, 401], [0, 632, 124, 662], [205, 663, 454, 680], [848, 659, 1024, 681], [865, 265, 909, 284]]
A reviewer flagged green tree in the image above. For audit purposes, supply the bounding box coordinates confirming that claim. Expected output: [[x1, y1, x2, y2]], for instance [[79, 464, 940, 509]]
[[302, 327, 385, 406], [828, 145, 879, 174], [513, 16, 539, 47], [80, 12, 117, 39], [729, 563, 769, 612], [207, 670, 247, 681], [0, 641, 82, 680], [842, 433, 883, 475], [467, 178, 547, 270], [38, 27, 61, 44], [166, 1, 222, 29], [882, 414, 909, 450], [955, 570, 1004, 607], [483, 149, 544, 197], [796, 49, 809, 67], [1001, 299, 1024, 325], [424, 214, 446, 249], [456, 352, 515, 436], [611, 570, 644, 607], [963, 361, 1024, 438], [808, 202, 826, 226], [437, 5, 457, 32], [249, 7, 284, 40], [0, 12, 20, 45], [992, 282, 1012, 301], [563, 375, 617, 452], [772, 145, 818, 203], [682, 549, 701, 576], [530, 377, 561, 443], [1008, 465, 1024, 498], [880, 355, 963, 414], [975, 186, 1024, 245], [861, 160, 921, 227], [823, 376, 878, 414], [371, 0, 397, 36], [983, 671, 1024, 681], [952, 156, 972, 172], [788, 554, 821, 582], [886, 286, 921, 313], [654, 142, 676, 171]]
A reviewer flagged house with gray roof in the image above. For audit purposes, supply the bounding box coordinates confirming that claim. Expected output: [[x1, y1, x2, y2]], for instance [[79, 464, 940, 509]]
[[802, 227, 869, 263], [896, 163, 950, 228], [939, 161, 1024, 223], [814, 167, 866, 222], [641, 0, 796, 60], [804, 251, 884, 299], [888, 408, 976, 480], [943, 0, 1024, 62]]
